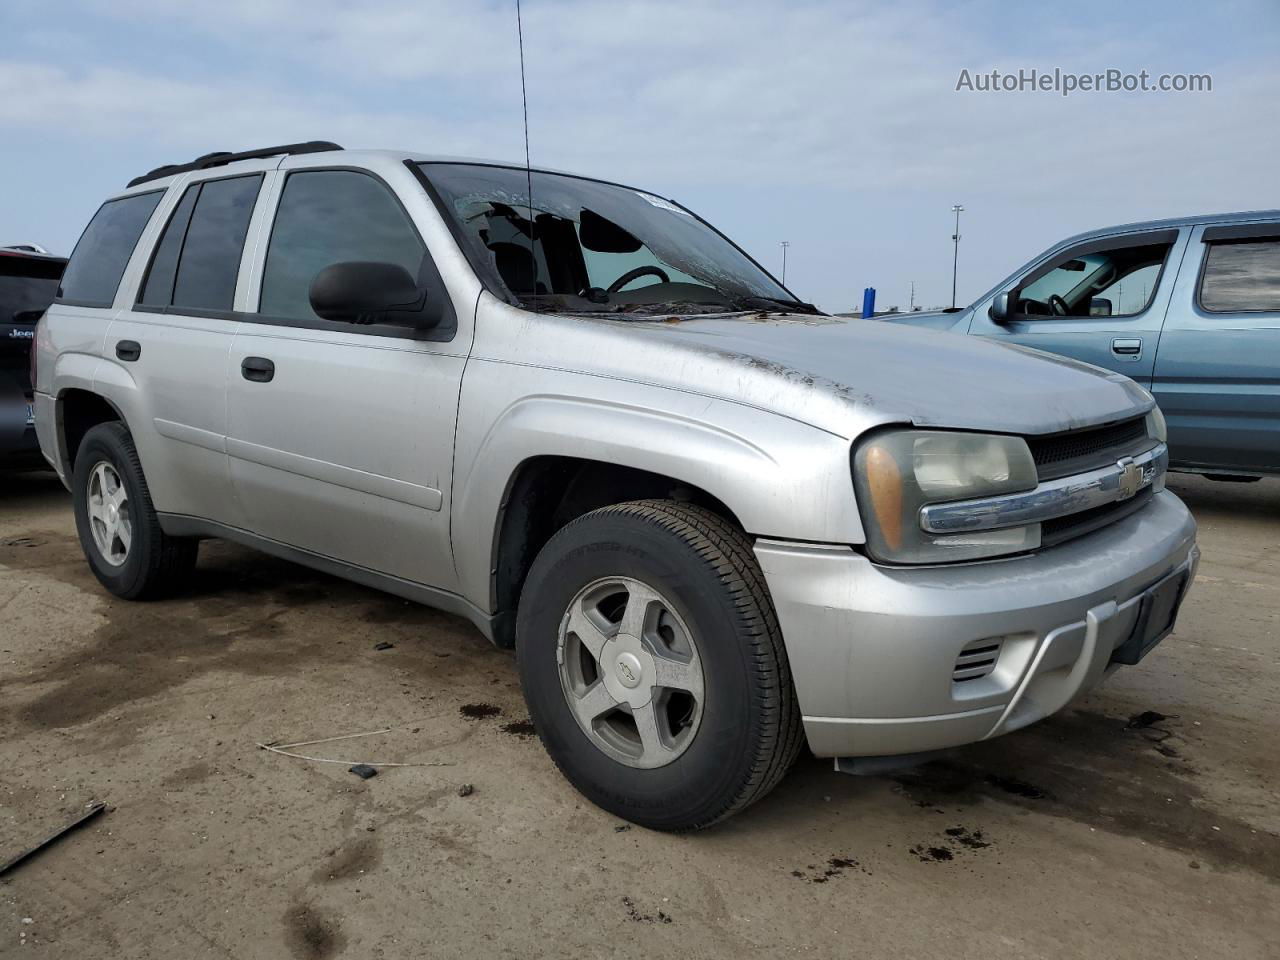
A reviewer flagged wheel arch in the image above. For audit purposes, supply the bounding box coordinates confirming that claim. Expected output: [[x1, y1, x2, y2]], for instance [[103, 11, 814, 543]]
[[58, 388, 127, 475], [486, 455, 745, 648]]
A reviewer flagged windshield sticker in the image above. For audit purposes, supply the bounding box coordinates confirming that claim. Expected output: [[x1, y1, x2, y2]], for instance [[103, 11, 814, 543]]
[[636, 192, 691, 216]]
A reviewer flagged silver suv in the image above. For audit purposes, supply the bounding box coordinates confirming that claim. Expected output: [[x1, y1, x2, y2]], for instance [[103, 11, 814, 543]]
[[34, 142, 1199, 829]]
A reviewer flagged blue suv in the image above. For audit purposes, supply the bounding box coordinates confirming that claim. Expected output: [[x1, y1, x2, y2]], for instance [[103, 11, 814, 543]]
[[889, 212, 1280, 479]]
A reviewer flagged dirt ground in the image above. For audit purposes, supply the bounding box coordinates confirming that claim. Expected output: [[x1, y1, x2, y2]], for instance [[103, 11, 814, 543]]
[[0, 471, 1276, 959]]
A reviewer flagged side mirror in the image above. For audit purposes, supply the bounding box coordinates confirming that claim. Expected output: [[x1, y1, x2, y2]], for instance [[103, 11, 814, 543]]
[[309, 261, 429, 326], [989, 291, 1014, 323], [1089, 297, 1113, 317]]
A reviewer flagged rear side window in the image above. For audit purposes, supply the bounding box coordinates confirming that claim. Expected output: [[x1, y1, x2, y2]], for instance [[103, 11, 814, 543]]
[[1199, 239, 1280, 313], [1, 257, 65, 325], [58, 192, 163, 306], [139, 175, 261, 312], [138, 187, 199, 307], [259, 170, 424, 322]]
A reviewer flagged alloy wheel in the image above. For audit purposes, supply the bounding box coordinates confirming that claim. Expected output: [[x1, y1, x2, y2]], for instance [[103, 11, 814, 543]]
[[86, 460, 132, 567], [557, 576, 705, 769]]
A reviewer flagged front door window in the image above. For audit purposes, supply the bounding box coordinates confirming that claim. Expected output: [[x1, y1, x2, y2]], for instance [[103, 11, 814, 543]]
[[1016, 241, 1170, 318]]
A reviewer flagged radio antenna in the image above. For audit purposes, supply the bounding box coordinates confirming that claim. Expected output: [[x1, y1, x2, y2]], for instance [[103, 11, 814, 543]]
[[516, 0, 536, 311]]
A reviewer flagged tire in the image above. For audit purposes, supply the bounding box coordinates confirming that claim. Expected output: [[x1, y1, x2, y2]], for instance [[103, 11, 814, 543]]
[[71, 421, 198, 600], [515, 499, 804, 831]]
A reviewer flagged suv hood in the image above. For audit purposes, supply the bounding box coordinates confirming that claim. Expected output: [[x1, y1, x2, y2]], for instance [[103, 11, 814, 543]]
[[879, 309, 968, 332], [614, 313, 1152, 439]]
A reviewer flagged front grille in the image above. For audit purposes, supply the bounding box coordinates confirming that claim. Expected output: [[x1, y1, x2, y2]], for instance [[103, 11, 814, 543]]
[[1041, 485, 1155, 547], [1026, 416, 1150, 481], [953, 638, 1003, 683], [1013, 416, 1162, 548]]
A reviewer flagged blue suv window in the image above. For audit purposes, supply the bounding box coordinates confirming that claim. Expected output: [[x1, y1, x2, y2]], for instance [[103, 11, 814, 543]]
[[1016, 241, 1171, 318], [139, 175, 262, 312], [58, 192, 163, 307], [1199, 239, 1280, 313]]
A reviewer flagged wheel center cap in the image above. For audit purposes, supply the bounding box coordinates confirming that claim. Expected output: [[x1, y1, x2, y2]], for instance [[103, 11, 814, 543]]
[[599, 635, 657, 708], [615, 652, 643, 688], [107, 503, 118, 522]]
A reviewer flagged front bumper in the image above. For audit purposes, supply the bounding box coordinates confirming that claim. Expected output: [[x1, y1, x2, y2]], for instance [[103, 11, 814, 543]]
[[755, 490, 1198, 758]]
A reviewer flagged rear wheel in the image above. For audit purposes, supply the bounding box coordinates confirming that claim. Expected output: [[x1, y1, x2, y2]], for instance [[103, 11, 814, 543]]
[[516, 500, 804, 830], [72, 422, 197, 599]]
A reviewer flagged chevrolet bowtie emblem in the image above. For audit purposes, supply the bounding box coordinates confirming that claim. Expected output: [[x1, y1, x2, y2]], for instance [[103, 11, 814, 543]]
[[1116, 456, 1142, 500]]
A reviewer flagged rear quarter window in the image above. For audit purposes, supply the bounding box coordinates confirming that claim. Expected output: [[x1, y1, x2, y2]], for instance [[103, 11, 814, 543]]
[[1199, 238, 1280, 313], [58, 191, 164, 307]]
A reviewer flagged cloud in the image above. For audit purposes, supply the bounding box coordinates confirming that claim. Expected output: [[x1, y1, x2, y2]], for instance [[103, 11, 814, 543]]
[[10, 1, 1276, 192], [3, 0, 1278, 307]]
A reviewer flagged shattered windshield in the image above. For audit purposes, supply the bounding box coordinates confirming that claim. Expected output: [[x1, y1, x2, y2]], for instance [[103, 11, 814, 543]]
[[419, 162, 811, 315]]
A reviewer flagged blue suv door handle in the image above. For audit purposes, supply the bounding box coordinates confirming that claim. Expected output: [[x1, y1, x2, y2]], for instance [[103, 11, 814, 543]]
[[1112, 338, 1142, 358]]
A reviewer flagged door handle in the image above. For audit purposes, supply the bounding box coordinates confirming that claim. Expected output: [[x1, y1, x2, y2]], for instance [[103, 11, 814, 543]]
[[241, 356, 275, 383], [1111, 338, 1142, 357], [115, 340, 141, 362]]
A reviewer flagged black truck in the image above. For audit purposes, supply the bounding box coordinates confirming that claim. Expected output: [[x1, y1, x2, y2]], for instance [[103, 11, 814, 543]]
[[2, 246, 66, 468]]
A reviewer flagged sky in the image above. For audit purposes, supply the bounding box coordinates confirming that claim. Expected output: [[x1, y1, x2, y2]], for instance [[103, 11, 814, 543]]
[[2, 0, 1278, 312]]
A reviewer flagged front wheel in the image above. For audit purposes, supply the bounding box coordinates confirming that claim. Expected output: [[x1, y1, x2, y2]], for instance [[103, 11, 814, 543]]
[[516, 500, 804, 831], [72, 421, 198, 599]]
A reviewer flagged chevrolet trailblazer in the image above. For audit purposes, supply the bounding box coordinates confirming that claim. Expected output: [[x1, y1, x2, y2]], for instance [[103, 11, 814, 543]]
[[33, 142, 1197, 829]]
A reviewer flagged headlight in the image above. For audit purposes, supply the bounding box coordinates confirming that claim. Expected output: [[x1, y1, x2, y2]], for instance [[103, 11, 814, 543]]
[[852, 429, 1040, 564], [1145, 405, 1167, 443]]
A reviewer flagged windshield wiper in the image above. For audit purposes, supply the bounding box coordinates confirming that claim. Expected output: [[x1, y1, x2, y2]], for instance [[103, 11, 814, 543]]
[[728, 295, 822, 315], [517, 292, 821, 318]]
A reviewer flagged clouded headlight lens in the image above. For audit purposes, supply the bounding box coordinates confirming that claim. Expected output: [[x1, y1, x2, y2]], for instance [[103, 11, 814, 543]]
[[853, 429, 1039, 563]]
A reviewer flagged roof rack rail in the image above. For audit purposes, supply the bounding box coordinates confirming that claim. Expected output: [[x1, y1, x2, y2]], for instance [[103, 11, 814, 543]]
[[126, 141, 344, 188]]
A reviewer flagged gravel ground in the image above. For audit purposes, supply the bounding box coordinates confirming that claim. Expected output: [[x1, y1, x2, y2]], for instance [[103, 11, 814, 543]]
[[1, 471, 1276, 959]]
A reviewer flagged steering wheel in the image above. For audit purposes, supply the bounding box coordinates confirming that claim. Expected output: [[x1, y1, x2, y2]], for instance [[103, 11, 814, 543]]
[[607, 265, 670, 293], [1049, 294, 1071, 316]]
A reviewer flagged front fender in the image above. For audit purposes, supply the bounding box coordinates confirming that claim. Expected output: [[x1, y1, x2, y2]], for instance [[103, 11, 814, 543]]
[[450, 361, 864, 612]]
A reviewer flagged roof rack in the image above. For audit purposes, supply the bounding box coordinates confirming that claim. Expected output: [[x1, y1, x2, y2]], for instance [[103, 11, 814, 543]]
[[127, 141, 344, 188]]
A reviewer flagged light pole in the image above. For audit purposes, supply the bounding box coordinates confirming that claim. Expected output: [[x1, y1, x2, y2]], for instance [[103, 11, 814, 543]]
[[950, 204, 964, 309], [780, 240, 790, 285]]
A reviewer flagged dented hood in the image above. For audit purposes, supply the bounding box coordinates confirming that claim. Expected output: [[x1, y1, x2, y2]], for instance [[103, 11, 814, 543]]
[[624, 313, 1153, 439]]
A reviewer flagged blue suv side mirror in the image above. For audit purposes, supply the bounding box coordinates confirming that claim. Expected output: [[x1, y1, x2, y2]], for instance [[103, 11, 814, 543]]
[[989, 291, 1013, 323]]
